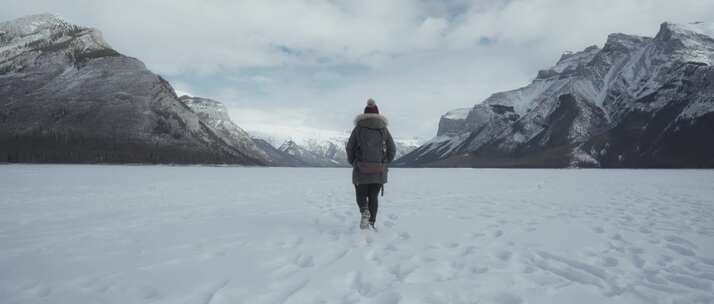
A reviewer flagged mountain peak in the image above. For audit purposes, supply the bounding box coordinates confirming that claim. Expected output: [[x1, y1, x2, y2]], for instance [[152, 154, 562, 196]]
[[179, 96, 233, 125], [603, 33, 650, 51], [653, 21, 714, 65], [0, 13, 73, 37], [1, 14, 115, 70], [536, 44, 600, 79], [655, 21, 714, 45], [553, 45, 599, 70], [279, 140, 299, 151], [401, 21, 714, 168], [658, 21, 714, 40], [557, 45, 599, 61], [442, 108, 470, 121]]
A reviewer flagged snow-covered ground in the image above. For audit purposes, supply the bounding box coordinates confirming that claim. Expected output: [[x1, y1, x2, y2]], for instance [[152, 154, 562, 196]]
[[1, 165, 713, 304]]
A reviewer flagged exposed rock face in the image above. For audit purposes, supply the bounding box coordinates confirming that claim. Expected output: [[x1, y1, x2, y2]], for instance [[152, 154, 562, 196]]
[[251, 138, 306, 167], [396, 22, 714, 168], [0, 14, 266, 164], [437, 108, 470, 136], [178, 96, 271, 164]]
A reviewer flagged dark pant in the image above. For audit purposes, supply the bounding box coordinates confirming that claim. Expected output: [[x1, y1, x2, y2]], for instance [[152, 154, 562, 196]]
[[355, 183, 381, 223]]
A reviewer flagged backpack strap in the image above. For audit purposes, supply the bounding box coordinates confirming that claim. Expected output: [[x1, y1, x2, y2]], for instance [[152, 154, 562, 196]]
[[379, 129, 387, 164]]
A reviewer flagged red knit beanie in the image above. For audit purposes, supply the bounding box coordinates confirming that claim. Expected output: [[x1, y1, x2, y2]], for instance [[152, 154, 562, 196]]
[[364, 98, 379, 114]]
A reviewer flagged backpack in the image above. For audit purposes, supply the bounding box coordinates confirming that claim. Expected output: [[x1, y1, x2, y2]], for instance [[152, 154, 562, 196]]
[[357, 128, 387, 173]]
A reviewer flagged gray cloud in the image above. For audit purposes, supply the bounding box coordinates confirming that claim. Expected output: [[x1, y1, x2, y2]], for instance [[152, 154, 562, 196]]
[[2, 0, 713, 138]]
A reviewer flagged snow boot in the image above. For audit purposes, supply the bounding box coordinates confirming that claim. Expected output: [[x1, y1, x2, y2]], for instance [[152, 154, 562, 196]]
[[360, 210, 371, 230]]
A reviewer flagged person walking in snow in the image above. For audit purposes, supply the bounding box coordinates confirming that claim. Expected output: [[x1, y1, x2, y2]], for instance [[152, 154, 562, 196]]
[[346, 98, 397, 230]]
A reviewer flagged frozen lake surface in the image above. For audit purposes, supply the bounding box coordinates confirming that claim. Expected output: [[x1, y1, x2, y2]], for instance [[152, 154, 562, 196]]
[[1, 165, 714, 304]]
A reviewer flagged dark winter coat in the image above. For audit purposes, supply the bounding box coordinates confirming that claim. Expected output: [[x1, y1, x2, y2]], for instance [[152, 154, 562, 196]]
[[346, 113, 397, 185]]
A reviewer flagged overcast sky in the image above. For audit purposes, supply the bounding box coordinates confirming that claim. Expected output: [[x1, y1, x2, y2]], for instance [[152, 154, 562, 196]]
[[3, 0, 714, 139]]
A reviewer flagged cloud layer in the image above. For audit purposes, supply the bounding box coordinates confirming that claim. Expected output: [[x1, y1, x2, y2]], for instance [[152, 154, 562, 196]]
[[3, 0, 713, 138]]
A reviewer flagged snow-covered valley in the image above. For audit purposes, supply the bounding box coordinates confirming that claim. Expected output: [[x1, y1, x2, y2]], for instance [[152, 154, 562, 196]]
[[1, 165, 713, 304]]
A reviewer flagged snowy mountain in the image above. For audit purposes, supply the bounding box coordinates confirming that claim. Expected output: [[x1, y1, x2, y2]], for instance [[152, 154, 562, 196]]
[[178, 96, 271, 163], [251, 137, 306, 166], [397, 22, 714, 168], [278, 140, 343, 167], [0, 14, 268, 165], [248, 126, 352, 167], [179, 95, 421, 167], [250, 126, 421, 167]]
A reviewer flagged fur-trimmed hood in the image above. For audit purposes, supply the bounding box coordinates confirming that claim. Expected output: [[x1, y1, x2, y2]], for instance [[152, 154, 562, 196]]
[[354, 113, 388, 129]]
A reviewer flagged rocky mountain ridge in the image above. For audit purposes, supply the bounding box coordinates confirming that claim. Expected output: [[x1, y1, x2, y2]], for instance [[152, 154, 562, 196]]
[[396, 22, 714, 168], [0, 14, 268, 164]]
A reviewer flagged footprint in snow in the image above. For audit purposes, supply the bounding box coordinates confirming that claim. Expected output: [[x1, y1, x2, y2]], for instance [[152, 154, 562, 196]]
[[460, 245, 476, 256], [664, 235, 698, 248], [700, 257, 714, 266], [492, 292, 523, 304], [349, 271, 375, 297], [470, 266, 489, 274], [470, 232, 486, 239], [294, 254, 314, 268], [494, 249, 512, 262], [666, 244, 696, 257], [388, 263, 419, 282], [397, 232, 410, 240], [609, 233, 624, 241], [629, 254, 645, 269], [443, 242, 459, 249], [374, 291, 401, 304], [638, 226, 652, 234], [665, 274, 712, 291], [384, 243, 399, 252], [24, 284, 52, 298]]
